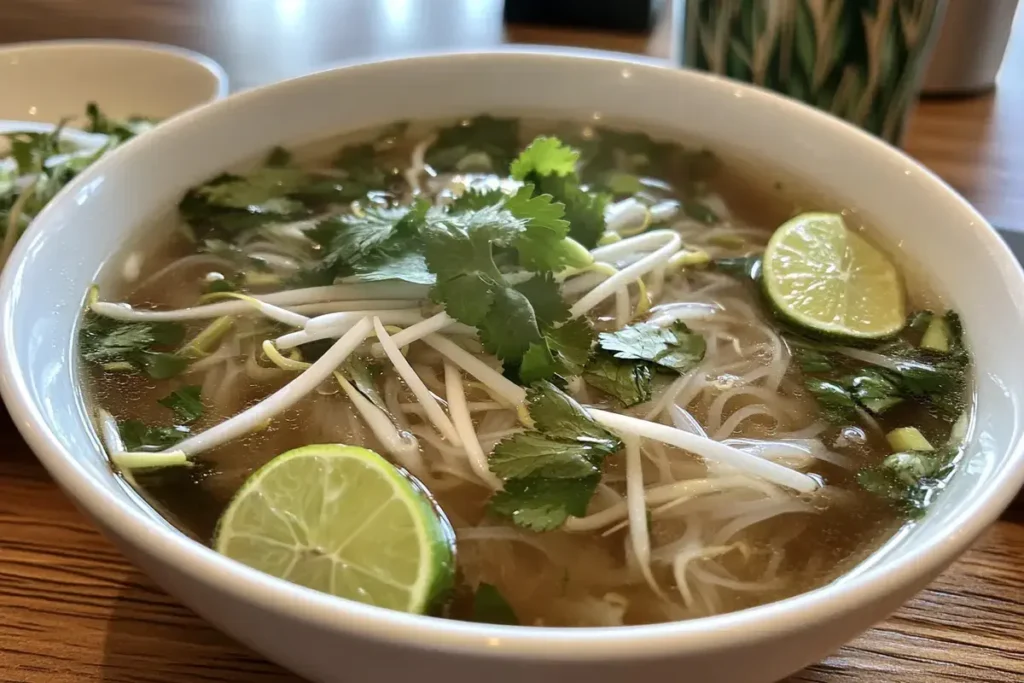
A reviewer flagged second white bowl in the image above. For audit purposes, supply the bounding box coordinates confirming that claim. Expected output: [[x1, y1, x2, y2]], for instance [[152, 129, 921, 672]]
[[0, 40, 228, 123]]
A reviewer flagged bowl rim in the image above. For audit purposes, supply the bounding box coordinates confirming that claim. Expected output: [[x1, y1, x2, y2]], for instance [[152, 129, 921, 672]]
[[2, 48, 1023, 660], [0, 38, 230, 100]]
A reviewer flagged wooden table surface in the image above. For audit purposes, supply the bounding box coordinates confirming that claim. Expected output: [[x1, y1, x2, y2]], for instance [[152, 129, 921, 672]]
[[1, 2, 1022, 682]]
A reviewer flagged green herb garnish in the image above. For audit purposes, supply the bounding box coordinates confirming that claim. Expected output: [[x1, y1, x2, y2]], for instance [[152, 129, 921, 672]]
[[471, 583, 519, 625], [583, 353, 653, 407], [510, 136, 608, 249], [79, 314, 187, 379], [84, 102, 155, 141], [803, 378, 858, 424], [118, 420, 190, 452], [488, 382, 622, 531], [597, 321, 706, 373], [846, 368, 903, 415], [157, 386, 205, 424], [425, 115, 520, 173]]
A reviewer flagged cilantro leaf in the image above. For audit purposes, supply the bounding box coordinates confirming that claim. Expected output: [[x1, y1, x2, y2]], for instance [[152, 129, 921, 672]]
[[452, 183, 582, 273], [157, 386, 205, 424], [423, 209, 514, 326], [490, 432, 602, 480], [509, 136, 607, 249], [846, 368, 902, 415], [179, 163, 358, 238], [194, 168, 312, 213], [505, 185, 574, 272], [304, 200, 434, 285], [683, 199, 719, 224], [788, 312, 968, 425], [471, 583, 519, 626], [80, 314, 187, 379], [790, 342, 835, 374], [310, 205, 417, 272], [5, 123, 66, 176], [138, 353, 190, 380], [583, 353, 653, 407], [425, 116, 520, 173], [539, 317, 595, 376], [478, 287, 544, 362], [510, 136, 579, 180], [804, 378, 857, 424], [84, 102, 155, 141], [513, 273, 569, 328], [489, 475, 600, 532], [333, 143, 384, 184], [119, 420, 190, 452], [597, 321, 706, 373], [857, 440, 961, 518], [575, 127, 719, 199], [488, 382, 621, 531], [433, 271, 498, 326], [450, 188, 507, 212], [519, 317, 595, 385], [530, 172, 607, 250], [526, 380, 618, 443], [423, 204, 574, 368], [351, 251, 434, 285], [80, 321, 167, 364]]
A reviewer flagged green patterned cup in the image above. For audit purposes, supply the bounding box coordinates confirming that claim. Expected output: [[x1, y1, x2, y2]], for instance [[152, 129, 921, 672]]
[[681, 0, 947, 144]]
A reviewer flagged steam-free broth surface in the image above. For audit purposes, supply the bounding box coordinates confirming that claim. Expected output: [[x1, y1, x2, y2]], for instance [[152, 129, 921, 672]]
[[80, 117, 970, 626]]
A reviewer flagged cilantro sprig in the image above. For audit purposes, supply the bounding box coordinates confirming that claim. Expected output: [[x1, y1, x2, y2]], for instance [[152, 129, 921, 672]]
[[488, 382, 622, 531], [583, 321, 706, 406], [424, 115, 520, 173], [511, 136, 607, 249], [789, 311, 969, 426], [157, 385, 205, 424], [470, 583, 519, 625], [79, 314, 187, 379], [306, 201, 433, 285], [119, 385, 205, 452]]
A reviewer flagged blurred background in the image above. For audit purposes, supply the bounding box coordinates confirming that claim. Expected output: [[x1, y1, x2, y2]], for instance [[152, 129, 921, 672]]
[[1, 0, 1021, 241]]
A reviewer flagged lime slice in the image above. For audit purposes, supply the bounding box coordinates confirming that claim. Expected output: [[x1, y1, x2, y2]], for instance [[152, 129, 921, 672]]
[[214, 444, 455, 614], [762, 212, 905, 339]]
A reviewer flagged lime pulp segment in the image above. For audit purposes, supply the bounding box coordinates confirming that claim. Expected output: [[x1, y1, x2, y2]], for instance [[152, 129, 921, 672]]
[[761, 212, 905, 339], [214, 444, 454, 614]]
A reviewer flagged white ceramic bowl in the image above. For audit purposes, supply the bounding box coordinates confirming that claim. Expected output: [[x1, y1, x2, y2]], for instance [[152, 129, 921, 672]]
[[2, 51, 1023, 683], [0, 40, 228, 123]]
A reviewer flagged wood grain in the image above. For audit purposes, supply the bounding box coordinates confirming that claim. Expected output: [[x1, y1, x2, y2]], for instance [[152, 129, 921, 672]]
[[1, 1, 1023, 682]]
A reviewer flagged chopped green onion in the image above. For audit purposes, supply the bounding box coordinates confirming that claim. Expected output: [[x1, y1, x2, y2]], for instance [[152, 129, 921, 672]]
[[920, 315, 951, 353], [886, 427, 934, 453], [177, 316, 235, 359]]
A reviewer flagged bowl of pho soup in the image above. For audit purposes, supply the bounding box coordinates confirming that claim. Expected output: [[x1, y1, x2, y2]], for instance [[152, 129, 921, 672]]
[[2, 51, 1023, 683]]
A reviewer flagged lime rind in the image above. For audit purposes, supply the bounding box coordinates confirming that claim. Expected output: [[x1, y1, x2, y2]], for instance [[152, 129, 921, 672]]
[[213, 444, 455, 615], [762, 212, 905, 340]]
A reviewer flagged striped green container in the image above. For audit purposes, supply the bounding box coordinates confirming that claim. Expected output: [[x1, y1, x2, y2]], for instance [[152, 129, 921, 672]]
[[682, 0, 947, 144]]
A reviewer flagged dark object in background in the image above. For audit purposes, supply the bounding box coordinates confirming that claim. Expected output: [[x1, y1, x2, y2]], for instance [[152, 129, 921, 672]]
[[997, 227, 1024, 266], [503, 0, 661, 33]]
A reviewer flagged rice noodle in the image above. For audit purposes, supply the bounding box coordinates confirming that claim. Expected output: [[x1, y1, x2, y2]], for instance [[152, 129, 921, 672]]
[[444, 362, 502, 489], [167, 317, 373, 456], [589, 409, 819, 493], [335, 371, 425, 476], [374, 318, 462, 447], [623, 434, 660, 595]]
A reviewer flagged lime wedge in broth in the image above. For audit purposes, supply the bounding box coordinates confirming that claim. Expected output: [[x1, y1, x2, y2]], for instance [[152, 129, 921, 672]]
[[214, 444, 455, 614], [762, 212, 905, 339]]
